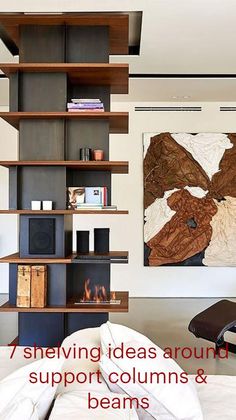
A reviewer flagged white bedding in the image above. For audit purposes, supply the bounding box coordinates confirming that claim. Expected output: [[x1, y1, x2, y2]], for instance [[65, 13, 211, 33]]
[[193, 375, 236, 419]]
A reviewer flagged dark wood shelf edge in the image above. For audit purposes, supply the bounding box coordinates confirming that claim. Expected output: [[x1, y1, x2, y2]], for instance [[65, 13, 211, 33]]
[[0, 160, 129, 174], [0, 251, 129, 264], [0, 291, 129, 313]]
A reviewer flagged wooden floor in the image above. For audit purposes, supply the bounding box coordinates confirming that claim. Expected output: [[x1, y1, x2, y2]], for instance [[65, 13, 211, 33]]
[[0, 295, 236, 375]]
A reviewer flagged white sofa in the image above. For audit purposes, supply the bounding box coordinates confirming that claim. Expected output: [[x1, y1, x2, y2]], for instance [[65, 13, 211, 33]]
[[0, 326, 236, 419]]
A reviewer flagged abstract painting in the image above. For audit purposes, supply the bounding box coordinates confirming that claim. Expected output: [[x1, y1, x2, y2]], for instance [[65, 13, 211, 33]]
[[143, 132, 236, 266]]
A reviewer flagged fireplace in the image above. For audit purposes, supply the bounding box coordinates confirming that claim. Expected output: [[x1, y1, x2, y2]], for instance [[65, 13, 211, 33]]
[[75, 279, 121, 305]]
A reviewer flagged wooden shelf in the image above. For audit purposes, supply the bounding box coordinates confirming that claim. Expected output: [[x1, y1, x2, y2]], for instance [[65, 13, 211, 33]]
[[0, 209, 129, 215], [0, 160, 128, 173], [0, 251, 129, 264], [0, 13, 129, 55], [0, 291, 129, 313], [0, 63, 129, 94], [0, 253, 73, 264], [0, 112, 129, 134]]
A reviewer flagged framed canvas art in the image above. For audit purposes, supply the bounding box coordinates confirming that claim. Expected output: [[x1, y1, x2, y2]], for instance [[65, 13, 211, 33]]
[[143, 132, 236, 266]]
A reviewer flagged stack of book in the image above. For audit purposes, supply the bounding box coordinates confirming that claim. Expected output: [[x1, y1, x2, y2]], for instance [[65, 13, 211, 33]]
[[67, 98, 104, 112], [67, 186, 117, 211]]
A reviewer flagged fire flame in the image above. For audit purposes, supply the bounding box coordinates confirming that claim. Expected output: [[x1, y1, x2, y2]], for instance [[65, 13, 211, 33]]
[[81, 279, 116, 303]]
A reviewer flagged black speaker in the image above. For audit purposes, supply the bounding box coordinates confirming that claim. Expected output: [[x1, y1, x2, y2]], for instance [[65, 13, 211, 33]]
[[76, 231, 90, 254], [94, 228, 109, 254], [29, 218, 56, 255]]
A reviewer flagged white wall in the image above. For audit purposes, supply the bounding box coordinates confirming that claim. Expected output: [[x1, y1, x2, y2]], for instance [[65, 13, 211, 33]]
[[1, 102, 236, 296]]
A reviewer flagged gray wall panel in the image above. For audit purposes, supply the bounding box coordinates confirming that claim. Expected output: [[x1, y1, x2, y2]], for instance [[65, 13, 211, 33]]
[[19, 119, 65, 160], [20, 25, 65, 63], [66, 120, 109, 160], [66, 26, 109, 63], [19, 166, 66, 210], [20, 73, 67, 112]]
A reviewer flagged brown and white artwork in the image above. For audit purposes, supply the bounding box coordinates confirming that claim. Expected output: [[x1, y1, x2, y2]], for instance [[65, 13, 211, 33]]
[[143, 132, 236, 266]]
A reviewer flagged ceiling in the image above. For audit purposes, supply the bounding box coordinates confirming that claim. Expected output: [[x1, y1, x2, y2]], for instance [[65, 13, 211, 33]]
[[1, 1, 236, 103]]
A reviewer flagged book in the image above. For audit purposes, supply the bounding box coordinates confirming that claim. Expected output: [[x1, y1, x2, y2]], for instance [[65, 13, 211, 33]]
[[67, 187, 85, 210], [71, 98, 101, 103], [67, 103, 104, 109], [102, 205, 117, 210], [68, 109, 104, 112], [67, 187, 108, 208], [85, 187, 106, 205]]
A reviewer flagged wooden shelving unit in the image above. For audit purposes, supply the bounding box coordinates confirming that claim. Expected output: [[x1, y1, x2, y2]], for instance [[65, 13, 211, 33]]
[[0, 292, 129, 313], [0, 12, 130, 346], [0, 63, 128, 94], [0, 112, 129, 134]]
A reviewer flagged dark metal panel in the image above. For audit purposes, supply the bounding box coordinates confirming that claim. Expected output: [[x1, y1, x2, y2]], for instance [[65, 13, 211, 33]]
[[19, 119, 65, 160], [9, 73, 19, 112], [9, 264, 18, 305], [47, 264, 67, 306], [19, 166, 66, 210], [65, 313, 108, 336], [9, 167, 19, 210], [20, 73, 67, 112], [66, 26, 109, 63], [65, 120, 109, 160], [68, 84, 110, 112], [19, 215, 70, 258], [67, 170, 111, 205], [20, 25, 65, 63], [64, 215, 73, 257], [19, 313, 65, 346]]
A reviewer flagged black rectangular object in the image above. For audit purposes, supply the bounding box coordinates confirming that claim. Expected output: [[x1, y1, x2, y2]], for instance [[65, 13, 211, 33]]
[[66, 26, 109, 63], [65, 313, 108, 336], [19, 313, 64, 347], [94, 228, 110, 254], [67, 264, 110, 300], [9, 264, 18, 305], [20, 25, 65, 63], [29, 218, 55, 255], [77, 231, 90, 254], [20, 215, 72, 258], [9, 167, 19, 210]]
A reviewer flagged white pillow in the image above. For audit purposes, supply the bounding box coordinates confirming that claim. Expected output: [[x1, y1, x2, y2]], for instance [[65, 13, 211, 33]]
[[59, 327, 108, 395], [49, 390, 139, 420], [0, 357, 65, 420], [100, 322, 203, 420]]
